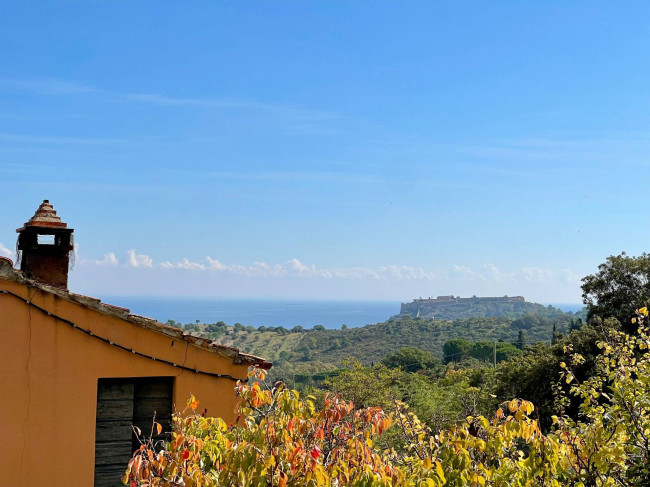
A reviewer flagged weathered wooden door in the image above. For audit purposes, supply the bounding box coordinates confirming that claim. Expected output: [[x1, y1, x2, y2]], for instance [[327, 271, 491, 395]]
[[94, 377, 173, 487]]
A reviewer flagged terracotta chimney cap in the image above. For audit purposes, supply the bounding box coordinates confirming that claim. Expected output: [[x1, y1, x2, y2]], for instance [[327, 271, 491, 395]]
[[16, 200, 68, 232]]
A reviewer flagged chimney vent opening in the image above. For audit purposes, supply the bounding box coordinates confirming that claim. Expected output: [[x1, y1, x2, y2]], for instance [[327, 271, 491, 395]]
[[37, 234, 55, 245]]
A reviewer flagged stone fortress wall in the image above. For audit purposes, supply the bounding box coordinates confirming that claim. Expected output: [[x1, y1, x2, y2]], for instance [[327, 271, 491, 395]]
[[400, 295, 526, 316]]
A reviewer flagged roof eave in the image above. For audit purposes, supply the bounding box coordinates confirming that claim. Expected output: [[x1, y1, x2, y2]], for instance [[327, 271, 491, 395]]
[[0, 259, 271, 370]]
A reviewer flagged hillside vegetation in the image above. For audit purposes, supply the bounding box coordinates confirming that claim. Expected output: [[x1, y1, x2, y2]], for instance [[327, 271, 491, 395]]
[[180, 308, 579, 381], [401, 296, 569, 320], [128, 253, 650, 486], [129, 310, 650, 487]]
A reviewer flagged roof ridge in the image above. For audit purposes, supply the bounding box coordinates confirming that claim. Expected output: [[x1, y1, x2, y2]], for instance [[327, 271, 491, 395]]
[[0, 259, 271, 369]]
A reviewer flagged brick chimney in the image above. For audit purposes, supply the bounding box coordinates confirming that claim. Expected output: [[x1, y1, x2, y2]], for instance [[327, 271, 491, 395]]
[[16, 200, 74, 289]]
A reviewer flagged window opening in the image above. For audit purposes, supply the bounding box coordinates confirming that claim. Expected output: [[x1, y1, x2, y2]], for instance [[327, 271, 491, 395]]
[[37, 234, 55, 245]]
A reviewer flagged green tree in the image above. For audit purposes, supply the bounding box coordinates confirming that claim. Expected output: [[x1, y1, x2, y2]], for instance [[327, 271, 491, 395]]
[[495, 342, 521, 362], [515, 329, 528, 349], [511, 313, 546, 330], [279, 350, 292, 361], [323, 359, 402, 410], [551, 323, 563, 345], [568, 317, 583, 332], [554, 307, 650, 484], [443, 338, 472, 363], [581, 251, 650, 329], [381, 347, 442, 373], [206, 323, 221, 333], [468, 341, 521, 363], [468, 341, 494, 362], [494, 324, 603, 431]]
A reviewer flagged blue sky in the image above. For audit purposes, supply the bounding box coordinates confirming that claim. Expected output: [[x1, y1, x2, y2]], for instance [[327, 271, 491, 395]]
[[1, 1, 649, 302]]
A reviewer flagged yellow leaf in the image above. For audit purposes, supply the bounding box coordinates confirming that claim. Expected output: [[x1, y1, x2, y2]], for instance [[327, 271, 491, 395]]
[[524, 401, 534, 415], [435, 461, 446, 483]]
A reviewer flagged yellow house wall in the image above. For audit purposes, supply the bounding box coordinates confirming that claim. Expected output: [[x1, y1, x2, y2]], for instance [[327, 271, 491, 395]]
[[0, 278, 249, 487]]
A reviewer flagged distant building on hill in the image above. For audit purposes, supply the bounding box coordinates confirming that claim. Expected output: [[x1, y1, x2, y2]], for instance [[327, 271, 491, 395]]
[[401, 295, 527, 319], [0, 201, 271, 487]]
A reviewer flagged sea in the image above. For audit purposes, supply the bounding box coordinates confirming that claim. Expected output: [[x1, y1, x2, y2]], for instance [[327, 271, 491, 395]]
[[545, 303, 585, 314], [99, 297, 403, 330], [98, 297, 585, 330]]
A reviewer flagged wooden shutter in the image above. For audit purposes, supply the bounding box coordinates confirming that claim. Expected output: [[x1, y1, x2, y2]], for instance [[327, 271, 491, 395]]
[[132, 378, 174, 453], [94, 377, 173, 487]]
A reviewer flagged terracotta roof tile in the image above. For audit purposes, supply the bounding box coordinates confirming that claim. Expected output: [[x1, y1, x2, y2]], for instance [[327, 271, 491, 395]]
[[0, 258, 271, 369]]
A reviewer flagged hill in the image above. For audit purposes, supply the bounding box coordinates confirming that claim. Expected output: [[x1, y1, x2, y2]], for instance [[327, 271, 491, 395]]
[[400, 295, 567, 320], [181, 309, 579, 381]]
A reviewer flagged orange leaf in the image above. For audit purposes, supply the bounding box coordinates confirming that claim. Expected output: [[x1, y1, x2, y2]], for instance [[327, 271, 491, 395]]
[[156, 422, 163, 435]]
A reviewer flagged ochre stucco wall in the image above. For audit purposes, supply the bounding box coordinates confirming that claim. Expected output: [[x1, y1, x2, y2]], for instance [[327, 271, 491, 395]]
[[0, 278, 249, 487]]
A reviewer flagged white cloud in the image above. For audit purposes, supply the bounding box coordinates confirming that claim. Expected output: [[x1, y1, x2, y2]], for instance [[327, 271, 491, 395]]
[[159, 258, 206, 271], [205, 257, 227, 271], [560, 269, 581, 283], [82, 253, 575, 290], [127, 249, 153, 268], [380, 265, 435, 280], [482, 263, 508, 281], [331, 267, 379, 279], [286, 258, 328, 277], [0, 242, 14, 259], [451, 263, 566, 284], [84, 251, 437, 281], [520, 267, 554, 282], [206, 257, 286, 277], [452, 265, 477, 280], [94, 252, 119, 266]]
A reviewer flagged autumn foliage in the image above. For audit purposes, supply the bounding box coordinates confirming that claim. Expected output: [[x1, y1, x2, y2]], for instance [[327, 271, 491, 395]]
[[124, 309, 650, 486]]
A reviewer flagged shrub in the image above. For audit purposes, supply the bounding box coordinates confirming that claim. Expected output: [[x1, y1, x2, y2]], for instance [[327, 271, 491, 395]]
[[124, 308, 650, 486]]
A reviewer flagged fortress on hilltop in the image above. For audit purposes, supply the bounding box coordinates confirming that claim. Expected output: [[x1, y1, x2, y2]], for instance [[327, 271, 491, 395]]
[[401, 295, 527, 319]]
